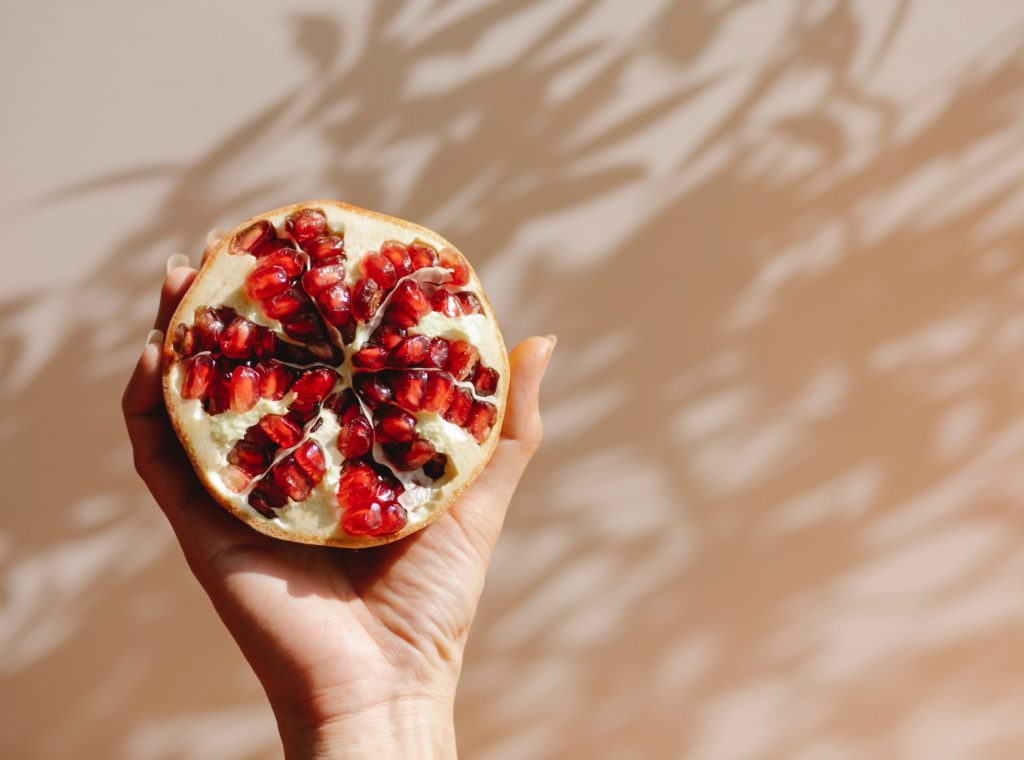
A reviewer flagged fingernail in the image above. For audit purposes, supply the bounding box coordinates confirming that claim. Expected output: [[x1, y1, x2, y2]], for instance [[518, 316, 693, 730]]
[[166, 253, 190, 273], [545, 334, 558, 353], [145, 329, 164, 349], [206, 227, 225, 246]]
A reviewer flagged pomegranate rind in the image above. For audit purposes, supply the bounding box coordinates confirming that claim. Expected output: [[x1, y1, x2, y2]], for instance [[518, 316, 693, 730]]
[[162, 200, 509, 548]]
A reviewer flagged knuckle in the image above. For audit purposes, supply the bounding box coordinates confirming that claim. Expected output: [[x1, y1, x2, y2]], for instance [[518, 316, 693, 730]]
[[521, 417, 544, 450]]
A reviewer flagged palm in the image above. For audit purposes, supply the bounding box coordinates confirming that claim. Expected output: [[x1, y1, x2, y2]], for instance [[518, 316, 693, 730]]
[[181, 449, 505, 715]]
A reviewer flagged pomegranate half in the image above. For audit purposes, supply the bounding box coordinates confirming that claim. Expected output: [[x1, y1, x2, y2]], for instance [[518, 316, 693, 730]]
[[162, 201, 508, 548]]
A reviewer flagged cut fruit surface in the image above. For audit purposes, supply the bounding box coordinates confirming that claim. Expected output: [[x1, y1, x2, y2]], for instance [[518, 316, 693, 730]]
[[163, 200, 508, 548]]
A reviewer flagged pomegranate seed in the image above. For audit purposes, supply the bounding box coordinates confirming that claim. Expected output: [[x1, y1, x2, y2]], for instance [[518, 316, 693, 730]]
[[439, 248, 470, 286], [220, 317, 258, 358], [385, 438, 436, 471], [473, 365, 499, 396], [342, 504, 383, 535], [375, 479, 403, 507], [244, 265, 290, 300], [352, 345, 387, 370], [254, 327, 276, 359], [390, 335, 431, 367], [383, 281, 430, 328], [257, 360, 291, 400], [324, 388, 357, 417], [374, 405, 417, 443], [287, 208, 328, 243], [361, 253, 398, 288], [253, 237, 296, 259], [373, 324, 407, 350], [390, 369, 428, 411], [263, 287, 309, 319], [377, 503, 408, 536], [258, 414, 302, 448], [304, 234, 345, 263], [274, 340, 332, 366], [281, 308, 327, 341], [260, 248, 303, 277], [294, 440, 327, 482], [291, 367, 337, 408], [407, 242, 439, 270], [423, 453, 448, 480], [249, 478, 287, 517], [228, 442, 270, 477], [467, 401, 497, 442], [380, 241, 412, 277], [231, 221, 274, 254], [427, 338, 449, 368], [352, 278, 383, 322], [288, 406, 318, 426], [230, 366, 261, 412], [430, 289, 463, 317], [392, 280, 430, 313], [445, 387, 473, 426], [336, 461, 378, 511], [316, 283, 352, 326], [340, 321, 357, 345], [173, 323, 195, 357], [421, 372, 455, 413], [243, 422, 273, 448], [207, 368, 233, 414], [219, 465, 251, 493], [444, 340, 479, 380], [338, 416, 373, 458], [272, 455, 314, 501], [353, 373, 392, 406], [302, 263, 345, 295], [193, 306, 225, 351], [456, 292, 482, 314], [182, 354, 215, 399]]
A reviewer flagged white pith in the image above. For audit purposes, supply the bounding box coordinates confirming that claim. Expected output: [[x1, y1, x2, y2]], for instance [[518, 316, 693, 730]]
[[165, 204, 507, 543]]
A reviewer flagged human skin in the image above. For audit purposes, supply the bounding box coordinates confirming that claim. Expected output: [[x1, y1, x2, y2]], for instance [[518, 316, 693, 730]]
[[122, 240, 555, 758]]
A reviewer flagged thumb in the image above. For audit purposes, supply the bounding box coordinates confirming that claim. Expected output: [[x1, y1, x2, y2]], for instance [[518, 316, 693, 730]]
[[447, 335, 556, 555]]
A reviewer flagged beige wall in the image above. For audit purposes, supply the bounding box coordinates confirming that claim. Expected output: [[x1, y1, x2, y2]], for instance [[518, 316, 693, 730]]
[[5, 1, 1024, 757]]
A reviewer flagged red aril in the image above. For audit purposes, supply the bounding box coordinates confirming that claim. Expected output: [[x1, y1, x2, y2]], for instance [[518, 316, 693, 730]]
[[373, 405, 417, 443], [445, 340, 479, 380], [287, 208, 328, 244], [182, 354, 215, 399], [338, 416, 373, 458], [407, 241, 439, 270], [380, 241, 412, 277], [430, 290, 463, 317], [258, 414, 303, 448], [244, 266, 290, 299], [230, 366, 261, 412], [361, 253, 398, 289], [164, 201, 509, 547], [439, 248, 470, 286]]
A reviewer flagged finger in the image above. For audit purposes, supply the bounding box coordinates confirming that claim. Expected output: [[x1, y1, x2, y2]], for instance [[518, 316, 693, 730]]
[[122, 331, 254, 564], [447, 335, 556, 554], [154, 259, 198, 330], [202, 228, 225, 265], [122, 330, 200, 497]]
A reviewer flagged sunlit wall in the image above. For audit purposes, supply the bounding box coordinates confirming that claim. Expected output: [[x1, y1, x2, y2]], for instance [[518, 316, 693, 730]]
[[5, 1, 1024, 758]]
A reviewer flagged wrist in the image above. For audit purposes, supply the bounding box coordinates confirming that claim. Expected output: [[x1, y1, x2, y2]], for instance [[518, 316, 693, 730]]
[[278, 695, 457, 759]]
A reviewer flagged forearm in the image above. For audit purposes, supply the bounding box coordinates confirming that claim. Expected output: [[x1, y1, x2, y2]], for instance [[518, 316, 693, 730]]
[[277, 696, 457, 759]]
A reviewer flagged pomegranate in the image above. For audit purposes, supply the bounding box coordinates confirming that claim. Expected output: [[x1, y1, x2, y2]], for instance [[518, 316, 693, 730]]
[[163, 201, 508, 548]]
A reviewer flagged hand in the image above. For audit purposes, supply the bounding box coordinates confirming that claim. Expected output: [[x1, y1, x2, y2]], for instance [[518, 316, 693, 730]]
[[122, 242, 555, 759]]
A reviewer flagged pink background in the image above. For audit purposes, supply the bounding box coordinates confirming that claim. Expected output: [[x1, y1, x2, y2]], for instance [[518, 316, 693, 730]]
[[6, 1, 1024, 757]]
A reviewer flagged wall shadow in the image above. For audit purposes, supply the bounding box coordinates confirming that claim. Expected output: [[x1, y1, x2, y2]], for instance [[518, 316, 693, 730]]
[[5, 1, 1024, 758]]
